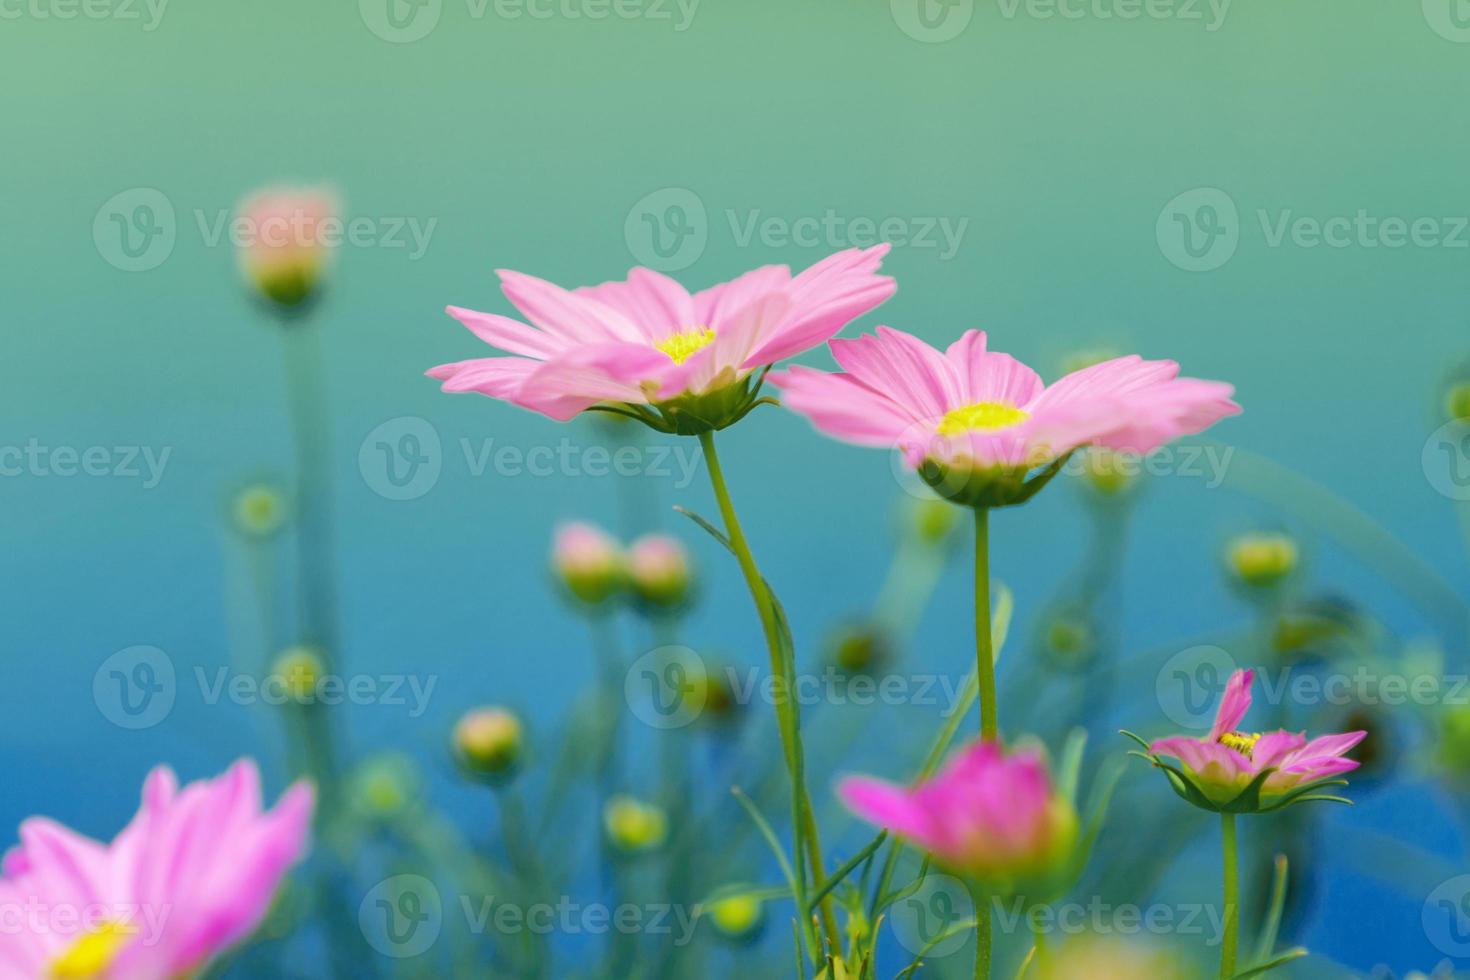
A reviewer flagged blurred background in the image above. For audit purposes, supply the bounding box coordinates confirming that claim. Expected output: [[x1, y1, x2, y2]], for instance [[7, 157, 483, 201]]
[[4, 0, 1470, 975]]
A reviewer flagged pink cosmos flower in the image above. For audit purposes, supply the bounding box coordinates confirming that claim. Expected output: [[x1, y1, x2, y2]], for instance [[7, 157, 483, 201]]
[[237, 186, 338, 307], [838, 740, 1076, 883], [1148, 668, 1366, 809], [0, 760, 313, 980], [770, 327, 1239, 506], [428, 246, 895, 431]]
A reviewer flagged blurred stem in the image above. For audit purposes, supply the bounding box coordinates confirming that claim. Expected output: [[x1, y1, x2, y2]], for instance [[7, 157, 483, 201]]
[[975, 508, 997, 739], [1221, 812, 1239, 979], [696, 430, 839, 954], [971, 884, 991, 980]]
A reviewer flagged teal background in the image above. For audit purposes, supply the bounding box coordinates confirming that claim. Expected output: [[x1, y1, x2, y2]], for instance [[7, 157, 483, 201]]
[[5, 0, 1470, 973]]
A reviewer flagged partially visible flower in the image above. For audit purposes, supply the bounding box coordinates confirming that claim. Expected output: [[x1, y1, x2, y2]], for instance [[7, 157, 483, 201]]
[[552, 522, 625, 605], [0, 760, 312, 979], [838, 739, 1077, 888], [1225, 532, 1298, 589], [705, 893, 765, 942], [232, 483, 287, 538], [603, 795, 668, 854], [454, 707, 524, 781], [428, 246, 895, 434], [237, 186, 337, 309], [771, 328, 1238, 509], [1140, 668, 1366, 812], [270, 646, 324, 704], [1038, 935, 1200, 980], [627, 534, 693, 610]]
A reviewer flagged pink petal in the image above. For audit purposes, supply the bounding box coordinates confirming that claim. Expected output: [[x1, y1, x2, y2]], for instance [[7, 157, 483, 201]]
[[574, 267, 695, 342], [769, 366, 920, 447], [945, 331, 1044, 407], [837, 777, 935, 844], [498, 269, 644, 344], [445, 305, 565, 359], [693, 264, 790, 329], [430, 357, 539, 397], [829, 327, 958, 422], [1210, 669, 1255, 740], [743, 245, 896, 367]]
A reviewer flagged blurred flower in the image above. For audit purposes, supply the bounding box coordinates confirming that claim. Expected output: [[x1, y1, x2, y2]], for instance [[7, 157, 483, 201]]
[[1225, 531, 1299, 590], [551, 522, 625, 606], [270, 646, 324, 704], [236, 186, 336, 309], [427, 246, 894, 434], [603, 795, 668, 854], [705, 893, 764, 942], [838, 739, 1077, 888], [909, 494, 960, 543], [685, 658, 739, 724], [0, 760, 312, 979], [347, 754, 420, 821], [232, 483, 287, 538], [827, 621, 891, 675], [1142, 668, 1365, 812], [771, 328, 1238, 509], [1037, 935, 1200, 980], [627, 533, 693, 610], [1079, 447, 1137, 497], [1041, 612, 1095, 671], [454, 707, 524, 781]]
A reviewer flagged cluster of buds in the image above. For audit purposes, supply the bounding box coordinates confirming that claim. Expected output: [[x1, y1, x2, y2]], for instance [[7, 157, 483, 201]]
[[551, 522, 694, 614]]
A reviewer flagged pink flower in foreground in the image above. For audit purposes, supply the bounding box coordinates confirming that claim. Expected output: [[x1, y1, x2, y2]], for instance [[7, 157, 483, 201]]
[[770, 327, 1239, 507], [237, 186, 338, 308], [0, 760, 313, 980], [839, 740, 1076, 884], [1145, 669, 1366, 811], [428, 246, 895, 433]]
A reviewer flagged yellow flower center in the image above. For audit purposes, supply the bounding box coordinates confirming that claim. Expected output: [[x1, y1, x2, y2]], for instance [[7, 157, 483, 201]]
[[654, 326, 716, 365], [935, 401, 1030, 436], [50, 921, 136, 979], [1217, 730, 1262, 759]]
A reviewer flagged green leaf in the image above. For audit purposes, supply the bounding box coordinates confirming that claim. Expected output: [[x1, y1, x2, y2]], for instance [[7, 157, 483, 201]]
[[730, 787, 800, 902], [807, 832, 888, 915], [1252, 855, 1289, 965], [1057, 728, 1088, 805], [674, 505, 733, 550], [1223, 767, 1279, 813], [1229, 946, 1308, 978]]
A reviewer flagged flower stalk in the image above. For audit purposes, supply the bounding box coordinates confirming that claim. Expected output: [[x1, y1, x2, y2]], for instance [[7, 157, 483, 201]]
[[1220, 812, 1239, 979], [697, 430, 839, 953]]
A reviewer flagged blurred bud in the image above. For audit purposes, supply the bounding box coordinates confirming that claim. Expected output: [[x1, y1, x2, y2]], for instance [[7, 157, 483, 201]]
[[232, 483, 287, 538], [685, 658, 739, 723], [1038, 935, 1199, 980], [552, 522, 625, 606], [603, 794, 667, 854], [454, 707, 523, 780], [1437, 703, 1470, 780], [269, 647, 323, 704], [827, 621, 891, 675], [237, 186, 336, 310], [705, 893, 764, 942], [1225, 532, 1298, 589], [348, 753, 420, 820], [1442, 372, 1470, 424], [909, 495, 959, 544], [1080, 448, 1136, 496], [627, 534, 693, 610]]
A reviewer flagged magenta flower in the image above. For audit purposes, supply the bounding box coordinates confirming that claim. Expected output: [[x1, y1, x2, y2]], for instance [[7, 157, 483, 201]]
[[838, 739, 1076, 885], [1133, 668, 1366, 812], [770, 327, 1239, 507], [428, 246, 895, 433], [0, 760, 313, 979]]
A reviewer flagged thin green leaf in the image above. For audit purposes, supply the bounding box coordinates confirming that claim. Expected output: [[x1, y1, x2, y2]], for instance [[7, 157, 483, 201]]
[[673, 505, 732, 550], [1252, 855, 1289, 965], [731, 787, 799, 900], [808, 832, 888, 915], [1229, 946, 1308, 979], [1057, 728, 1088, 804]]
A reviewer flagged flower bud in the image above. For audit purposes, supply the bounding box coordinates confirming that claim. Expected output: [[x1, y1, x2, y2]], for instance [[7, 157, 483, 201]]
[[348, 754, 419, 819], [1079, 448, 1136, 496], [908, 495, 959, 544], [706, 893, 764, 942], [233, 483, 287, 538], [827, 622, 891, 675], [603, 794, 667, 854], [551, 522, 625, 606], [1039, 936, 1200, 980], [454, 707, 523, 780], [269, 647, 323, 704], [627, 534, 692, 609], [1225, 531, 1298, 589], [1444, 380, 1470, 423], [1438, 703, 1470, 780], [237, 186, 336, 310]]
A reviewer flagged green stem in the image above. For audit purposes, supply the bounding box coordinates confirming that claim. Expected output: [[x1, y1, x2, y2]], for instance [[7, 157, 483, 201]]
[[697, 430, 839, 953], [973, 888, 992, 980], [1221, 812, 1239, 979], [975, 508, 997, 739]]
